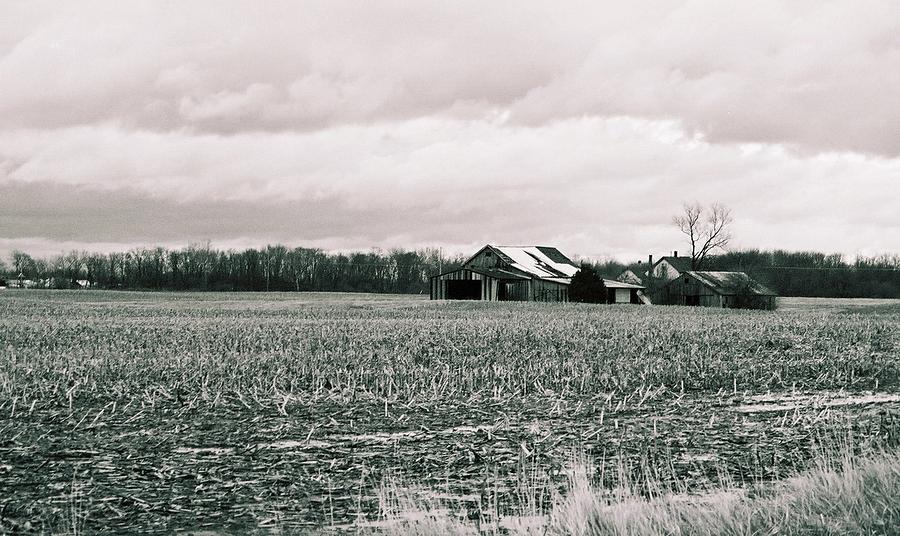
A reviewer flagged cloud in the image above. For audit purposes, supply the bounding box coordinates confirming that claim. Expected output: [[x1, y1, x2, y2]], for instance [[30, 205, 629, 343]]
[[2, 1, 898, 154], [1, 1, 899, 261], [2, 116, 898, 261]]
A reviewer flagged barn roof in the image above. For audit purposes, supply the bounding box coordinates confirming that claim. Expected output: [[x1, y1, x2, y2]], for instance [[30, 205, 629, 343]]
[[686, 271, 777, 296], [480, 245, 580, 280]]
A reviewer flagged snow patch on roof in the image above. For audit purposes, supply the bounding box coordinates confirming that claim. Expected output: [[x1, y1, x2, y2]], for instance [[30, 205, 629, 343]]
[[493, 246, 579, 279]]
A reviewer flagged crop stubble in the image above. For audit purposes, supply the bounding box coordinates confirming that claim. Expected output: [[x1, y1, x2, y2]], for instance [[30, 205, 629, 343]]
[[0, 291, 898, 532]]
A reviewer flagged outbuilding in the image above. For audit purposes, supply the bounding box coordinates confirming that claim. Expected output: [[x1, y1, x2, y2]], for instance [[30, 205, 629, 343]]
[[601, 279, 648, 304], [663, 271, 777, 310], [430, 245, 578, 302]]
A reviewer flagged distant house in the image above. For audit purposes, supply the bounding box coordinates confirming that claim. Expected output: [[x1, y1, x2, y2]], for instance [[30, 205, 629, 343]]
[[663, 271, 777, 310], [616, 252, 691, 287], [430, 245, 579, 302], [7, 276, 37, 289], [650, 253, 693, 281]]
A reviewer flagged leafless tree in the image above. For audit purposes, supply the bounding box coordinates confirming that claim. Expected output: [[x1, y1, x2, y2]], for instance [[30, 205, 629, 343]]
[[673, 202, 733, 269]]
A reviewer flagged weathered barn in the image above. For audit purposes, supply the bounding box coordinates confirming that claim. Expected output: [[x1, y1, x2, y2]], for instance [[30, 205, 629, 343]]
[[429, 245, 578, 302], [663, 271, 777, 310]]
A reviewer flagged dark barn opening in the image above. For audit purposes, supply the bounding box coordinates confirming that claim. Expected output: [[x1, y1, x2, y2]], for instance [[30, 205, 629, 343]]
[[498, 282, 508, 301], [445, 280, 481, 300]]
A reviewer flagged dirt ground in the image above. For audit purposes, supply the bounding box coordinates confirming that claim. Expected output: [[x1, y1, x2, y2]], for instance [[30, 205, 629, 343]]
[[3, 389, 898, 533]]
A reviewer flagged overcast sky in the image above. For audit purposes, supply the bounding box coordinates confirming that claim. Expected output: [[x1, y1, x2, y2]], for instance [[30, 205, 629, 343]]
[[1, 1, 899, 262]]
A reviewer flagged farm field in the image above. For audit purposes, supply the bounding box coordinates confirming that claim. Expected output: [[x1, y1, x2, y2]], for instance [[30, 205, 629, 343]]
[[1, 291, 899, 534]]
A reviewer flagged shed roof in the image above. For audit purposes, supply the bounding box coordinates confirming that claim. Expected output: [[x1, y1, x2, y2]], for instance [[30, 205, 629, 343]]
[[602, 279, 645, 289], [685, 271, 777, 296]]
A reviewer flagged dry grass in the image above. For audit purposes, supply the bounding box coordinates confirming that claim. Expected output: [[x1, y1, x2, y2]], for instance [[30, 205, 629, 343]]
[[373, 448, 900, 536]]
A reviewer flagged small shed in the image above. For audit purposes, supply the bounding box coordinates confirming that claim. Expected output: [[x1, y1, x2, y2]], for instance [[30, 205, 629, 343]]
[[664, 271, 777, 310], [601, 279, 646, 304]]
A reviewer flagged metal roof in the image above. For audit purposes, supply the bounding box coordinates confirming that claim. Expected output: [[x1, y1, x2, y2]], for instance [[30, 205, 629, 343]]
[[685, 271, 777, 296], [490, 245, 579, 280]]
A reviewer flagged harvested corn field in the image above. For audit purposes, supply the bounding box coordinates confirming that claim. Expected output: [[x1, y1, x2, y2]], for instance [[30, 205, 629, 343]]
[[1, 291, 899, 533]]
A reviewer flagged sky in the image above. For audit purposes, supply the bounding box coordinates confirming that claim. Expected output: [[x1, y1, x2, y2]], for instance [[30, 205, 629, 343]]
[[1, 1, 899, 263]]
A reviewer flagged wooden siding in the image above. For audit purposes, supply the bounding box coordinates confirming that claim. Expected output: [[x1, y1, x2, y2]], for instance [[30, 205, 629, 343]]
[[464, 247, 508, 271], [430, 269, 496, 300], [664, 273, 720, 306], [430, 268, 568, 302], [528, 279, 569, 302], [664, 273, 776, 309]]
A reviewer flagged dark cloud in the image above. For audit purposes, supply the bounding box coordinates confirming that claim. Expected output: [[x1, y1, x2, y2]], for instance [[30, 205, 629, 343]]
[[3, 2, 899, 154]]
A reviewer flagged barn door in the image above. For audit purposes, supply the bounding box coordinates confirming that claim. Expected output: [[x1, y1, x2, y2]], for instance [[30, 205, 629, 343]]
[[445, 279, 481, 300]]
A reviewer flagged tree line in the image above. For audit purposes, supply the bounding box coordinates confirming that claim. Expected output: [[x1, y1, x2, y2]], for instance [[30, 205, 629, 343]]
[[0, 245, 465, 294], [597, 249, 900, 299], [702, 249, 900, 298], [2, 245, 899, 298]]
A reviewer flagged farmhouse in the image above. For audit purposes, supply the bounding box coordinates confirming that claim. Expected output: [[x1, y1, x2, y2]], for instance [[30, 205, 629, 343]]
[[430, 245, 579, 302], [663, 271, 777, 310], [616, 253, 691, 286], [650, 253, 693, 281]]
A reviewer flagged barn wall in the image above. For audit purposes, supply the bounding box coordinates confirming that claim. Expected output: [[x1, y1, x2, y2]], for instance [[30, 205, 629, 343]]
[[664, 274, 775, 309], [430, 269, 511, 300], [430, 269, 570, 302], [502, 280, 529, 301], [529, 279, 568, 302], [430, 269, 491, 300], [614, 288, 631, 303], [665, 274, 719, 306], [465, 247, 505, 270]]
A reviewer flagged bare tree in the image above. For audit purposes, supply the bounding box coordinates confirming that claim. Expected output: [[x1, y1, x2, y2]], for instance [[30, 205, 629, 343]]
[[673, 202, 733, 269]]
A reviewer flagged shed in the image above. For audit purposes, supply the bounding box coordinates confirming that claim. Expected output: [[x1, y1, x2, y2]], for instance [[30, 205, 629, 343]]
[[601, 279, 646, 304], [430, 245, 578, 302], [664, 271, 777, 310]]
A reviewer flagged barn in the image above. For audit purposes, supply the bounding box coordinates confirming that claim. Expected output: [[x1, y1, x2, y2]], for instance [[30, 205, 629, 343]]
[[429, 245, 579, 302], [663, 271, 777, 310]]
